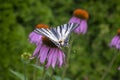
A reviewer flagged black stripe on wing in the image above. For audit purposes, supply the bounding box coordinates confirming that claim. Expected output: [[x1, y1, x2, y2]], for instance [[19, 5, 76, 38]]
[[50, 25, 63, 41], [50, 28, 60, 40], [58, 23, 79, 37], [34, 28, 58, 42], [65, 24, 69, 33], [34, 28, 61, 47], [64, 23, 79, 45], [66, 23, 79, 35], [51, 23, 79, 40], [70, 23, 79, 31], [34, 28, 50, 38], [60, 23, 79, 45]]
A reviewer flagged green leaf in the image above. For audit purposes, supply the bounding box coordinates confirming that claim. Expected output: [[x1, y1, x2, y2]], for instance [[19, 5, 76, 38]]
[[9, 69, 27, 80], [30, 64, 43, 71], [30, 64, 51, 76]]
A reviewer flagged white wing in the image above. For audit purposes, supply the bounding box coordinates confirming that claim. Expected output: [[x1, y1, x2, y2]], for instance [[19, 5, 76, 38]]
[[34, 23, 79, 47]]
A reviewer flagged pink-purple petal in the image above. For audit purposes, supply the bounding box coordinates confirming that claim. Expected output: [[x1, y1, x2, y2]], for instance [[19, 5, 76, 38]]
[[58, 50, 65, 67], [39, 45, 49, 63], [116, 40, 120, 49], [29, 32, 42, 45], [69, 16, 81, 23], [46, 48, 55, 68], [51, 49, 58, 68], [80, 20, 87, 34], [29, 32, 65, 68], [69, 16, 88, 34], [110, 36, 119, 47], [30, 43, 42, 59], [110, 35, 120, 49], [74, 26, 81, 34], [112, 36, 119, 45]]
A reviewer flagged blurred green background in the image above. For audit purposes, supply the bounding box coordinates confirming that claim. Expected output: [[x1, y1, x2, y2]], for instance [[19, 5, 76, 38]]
[[0, 0, 120, 80]]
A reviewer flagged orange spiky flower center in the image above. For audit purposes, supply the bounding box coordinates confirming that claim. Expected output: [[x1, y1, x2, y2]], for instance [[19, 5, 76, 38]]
[[73, 9, 89, 20], [36, 24, 49, 28], [42, 36, 57, 48], [117, 29, 120, 35]]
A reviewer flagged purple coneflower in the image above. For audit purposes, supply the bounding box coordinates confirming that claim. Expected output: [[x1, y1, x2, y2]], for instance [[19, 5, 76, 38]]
[[69, 9, 89, 34], [29, 24, 65, 68], [110, 29, 120, 49], [29, 24, 48, 45]]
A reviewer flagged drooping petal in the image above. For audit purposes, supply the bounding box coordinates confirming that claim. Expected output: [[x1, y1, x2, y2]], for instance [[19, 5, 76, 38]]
[[80, 20, 87, 34], [116, 40, 120, 49], [30, 43, 42, 59], [110, 36, 119, 47], [29, 32, 42, 45], [74, 25, 81, 34], [69, 16, 81, 34], [51, 48, 58, 68], [69, 16, 88, 34], [58, 49, 65, 67], [74, 20, 87, 34], [39, 45, 50, 63], [46, 48, 55, 68]]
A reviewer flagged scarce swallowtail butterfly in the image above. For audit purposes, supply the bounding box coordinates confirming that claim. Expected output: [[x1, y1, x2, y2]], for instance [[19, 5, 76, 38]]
[[34, 23, 79, 48]]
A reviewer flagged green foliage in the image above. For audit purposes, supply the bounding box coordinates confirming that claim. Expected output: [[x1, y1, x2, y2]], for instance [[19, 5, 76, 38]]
[[1, 0, 120, 80], [10, 69, 28, 80]]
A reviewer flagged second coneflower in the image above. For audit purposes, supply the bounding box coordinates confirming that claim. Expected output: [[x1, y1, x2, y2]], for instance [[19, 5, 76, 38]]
[[69, 9, 89, 34], [29, 24, 65, 68], [110, 29, 120, 49]]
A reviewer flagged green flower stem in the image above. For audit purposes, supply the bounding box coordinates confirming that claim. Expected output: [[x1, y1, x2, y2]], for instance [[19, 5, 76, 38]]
[[33, 58, 39, 80], [42, 66, 46, 80], [51, 69, 54, 79], [21, 59, 27, 80], [23, 62, 27, 80], [61, 37, 74, 80], [100, 50, 119, 80]]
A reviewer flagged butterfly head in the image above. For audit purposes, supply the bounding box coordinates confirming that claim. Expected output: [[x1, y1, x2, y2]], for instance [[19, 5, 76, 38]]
[[59, 40, 64, 46], [56, 40, 68, 48]]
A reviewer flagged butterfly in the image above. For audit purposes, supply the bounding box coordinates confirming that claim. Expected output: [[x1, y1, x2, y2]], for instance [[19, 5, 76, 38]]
[[34, 23, 79, 48]]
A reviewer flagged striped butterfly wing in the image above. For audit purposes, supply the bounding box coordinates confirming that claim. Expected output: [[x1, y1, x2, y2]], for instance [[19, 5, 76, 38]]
[[51, 23, 79, 46], [34, 28, 59, 46], [34, 23, 79, 47]]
